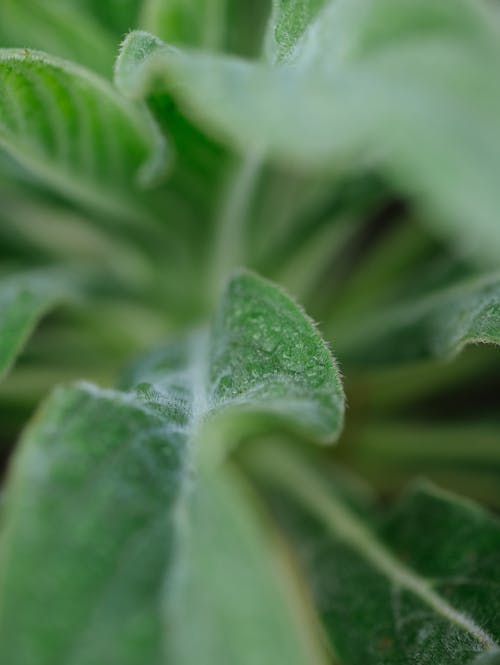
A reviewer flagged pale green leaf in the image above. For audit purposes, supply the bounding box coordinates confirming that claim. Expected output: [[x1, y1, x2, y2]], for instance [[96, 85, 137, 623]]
[[336, 272, 500, 367], [0, 49, 167, 223], [247, 443, 500, 665], [167, 466, 326, 665], [0, 270, 73, 382], [0, 271, 344, 664], [343, 418, 500, 507], [116, 0, 500, 262], [266, 0, 329, 63]]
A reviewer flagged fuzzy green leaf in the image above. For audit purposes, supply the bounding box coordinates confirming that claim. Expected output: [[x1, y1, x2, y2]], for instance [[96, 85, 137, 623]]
[[336, 272, 500, 367], [0, 384, 185, 665], [0, 270, 72, 382], [247, 444, 500, 665], [0, 271, 343, 664], [266, 0, 329, 63], [0, 49, 167, 222], [126, 270, 344, 454], [116, 0, 500, 262]]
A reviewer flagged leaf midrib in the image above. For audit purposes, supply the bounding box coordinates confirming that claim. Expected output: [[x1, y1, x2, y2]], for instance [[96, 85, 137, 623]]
[[252, 445, 499, 651]]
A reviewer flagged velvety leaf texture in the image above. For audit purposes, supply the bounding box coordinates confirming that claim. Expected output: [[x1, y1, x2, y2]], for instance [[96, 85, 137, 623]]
[[247, 444, 500, 665], [266, 0, 329, 63], [0, 272, 344, 665], [126, 270, 344, 449], [0, 0, 499, 663], [0, 384, 183, 665]]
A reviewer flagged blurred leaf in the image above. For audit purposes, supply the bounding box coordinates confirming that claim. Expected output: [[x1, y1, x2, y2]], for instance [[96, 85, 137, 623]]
[[117, 0, 500, 262], [167, 466, 326, 665], [248, 443, 500, 665], [0, 49, 167, 224], [73, 0, 140, 36], [140, 0, 230, 51], [0, 270, 73, 383], [336, 272, 500, 367], [340, 418, 500, 506], [0, 271, 344, 664], [0, 0, 116, 76], [140, 0, 269, 56]]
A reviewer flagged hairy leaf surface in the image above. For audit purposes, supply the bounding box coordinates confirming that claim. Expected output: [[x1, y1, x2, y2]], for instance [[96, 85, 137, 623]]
[[0, 272, 344, 664], [266, 0, 329, 63], [248, 444, 500, 665]]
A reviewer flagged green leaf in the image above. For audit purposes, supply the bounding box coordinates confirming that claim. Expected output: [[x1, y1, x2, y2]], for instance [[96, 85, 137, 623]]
[[116, 0, 500, 262], [0, 271, 344, 664], [247, 443, 500, 665], [0, 49, 167, 223], [0, 384, 185, 665], [167, 466, 326, 665], [336, 272, 500, 367], [74, 0, 141, 37], [126, 270, 344, 456], [0, 270, 73, 382], [266, 0, 330, 63], [139, 0, 269, 56], [0, 0, 117, 77], [139, 0, 228, 51]]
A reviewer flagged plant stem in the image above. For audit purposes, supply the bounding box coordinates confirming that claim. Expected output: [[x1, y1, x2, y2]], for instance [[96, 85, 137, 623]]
[[210, 150, 263, 300]]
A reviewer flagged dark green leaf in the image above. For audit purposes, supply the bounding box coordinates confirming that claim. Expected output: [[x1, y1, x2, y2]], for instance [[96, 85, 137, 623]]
[[266, 0, 329, 63], [0, 384, 184, 665], [247, 443, 500, 665], [0, 271, 344, 664], [336, 272, 500, 367]]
